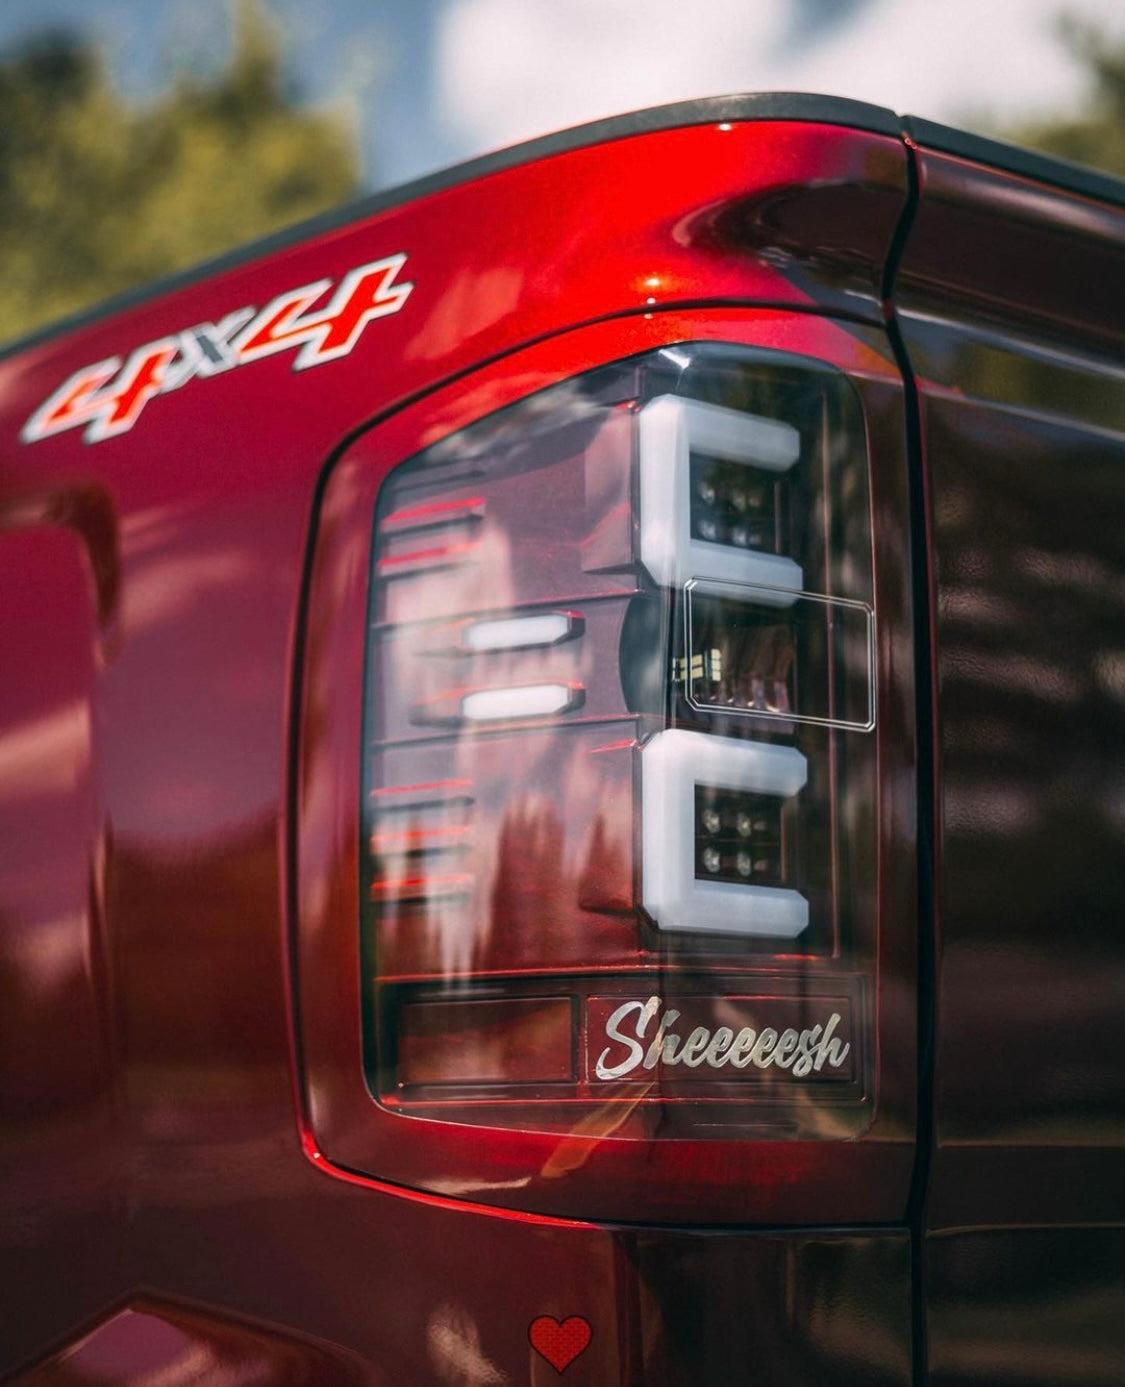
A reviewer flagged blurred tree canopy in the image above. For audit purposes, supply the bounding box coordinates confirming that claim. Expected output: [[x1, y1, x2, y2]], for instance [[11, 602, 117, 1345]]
[[1002, 15, 1125, 176], [0, 0, 359, 344]]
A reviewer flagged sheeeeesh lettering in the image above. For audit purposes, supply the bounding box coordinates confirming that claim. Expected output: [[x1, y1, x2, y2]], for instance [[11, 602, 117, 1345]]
[[594, 995, 851, 1080]]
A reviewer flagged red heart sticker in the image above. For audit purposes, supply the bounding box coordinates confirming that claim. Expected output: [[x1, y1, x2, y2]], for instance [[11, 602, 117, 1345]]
[[528, 1315, 592, 1373]]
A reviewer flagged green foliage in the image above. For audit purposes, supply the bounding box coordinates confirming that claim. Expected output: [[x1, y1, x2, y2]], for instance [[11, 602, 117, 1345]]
[[1003, 15, 1125, 178], [0, 0, 359, 344]]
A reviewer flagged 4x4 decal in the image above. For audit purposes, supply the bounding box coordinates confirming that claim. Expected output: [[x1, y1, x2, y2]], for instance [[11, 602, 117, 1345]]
[[21, 253, 414, 445]]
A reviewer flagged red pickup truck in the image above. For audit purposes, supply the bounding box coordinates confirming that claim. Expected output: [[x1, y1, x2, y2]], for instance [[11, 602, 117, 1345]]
[[1, 93, 1122, 1386]]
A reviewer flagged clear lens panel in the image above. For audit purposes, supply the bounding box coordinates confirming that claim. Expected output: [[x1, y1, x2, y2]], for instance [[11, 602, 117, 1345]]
[[362, 344, 876, 1139]]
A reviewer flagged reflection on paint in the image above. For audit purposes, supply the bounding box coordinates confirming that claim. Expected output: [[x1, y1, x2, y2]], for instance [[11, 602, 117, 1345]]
[[427, 1304, 509, 1387]]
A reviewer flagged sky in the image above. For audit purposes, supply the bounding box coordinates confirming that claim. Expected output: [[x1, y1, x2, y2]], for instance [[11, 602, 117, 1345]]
[[1, 0, 1124, 191]]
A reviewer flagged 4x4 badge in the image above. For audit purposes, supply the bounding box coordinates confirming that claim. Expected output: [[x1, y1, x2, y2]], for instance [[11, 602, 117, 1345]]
[[21, 253, 414, 445]]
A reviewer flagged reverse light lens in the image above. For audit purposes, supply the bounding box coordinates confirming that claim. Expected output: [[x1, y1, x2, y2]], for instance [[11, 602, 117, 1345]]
[[363, 344, 876, 1140], [683, 582, 876, 730]]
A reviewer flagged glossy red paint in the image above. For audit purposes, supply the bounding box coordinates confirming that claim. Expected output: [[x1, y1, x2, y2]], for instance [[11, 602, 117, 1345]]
[[8, 1295, 376, 1386], [2, 94, 1123, 1385], [8, 119, 905, 472], [0, 108, 917, 1384]]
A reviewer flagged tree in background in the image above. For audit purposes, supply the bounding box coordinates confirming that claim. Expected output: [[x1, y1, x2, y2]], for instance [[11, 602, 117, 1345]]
[[0, 0, 358, 344], [1003, 14, 1125, 177]]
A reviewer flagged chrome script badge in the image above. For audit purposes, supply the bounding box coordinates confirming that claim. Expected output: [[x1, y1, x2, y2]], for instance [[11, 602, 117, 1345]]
[[592, 995, 853, 1081]]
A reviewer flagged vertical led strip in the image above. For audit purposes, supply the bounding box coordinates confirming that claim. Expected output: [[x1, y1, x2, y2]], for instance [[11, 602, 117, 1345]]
[[638, 391, 809, 938], [638, 395, 803, 602]]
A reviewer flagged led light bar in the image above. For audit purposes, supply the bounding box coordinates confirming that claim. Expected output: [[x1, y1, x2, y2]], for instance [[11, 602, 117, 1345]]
[[461, 612, 579, 652], [459, 683, 583, 722], [639, 395, 803, 601], [641, 728, 809, 938]]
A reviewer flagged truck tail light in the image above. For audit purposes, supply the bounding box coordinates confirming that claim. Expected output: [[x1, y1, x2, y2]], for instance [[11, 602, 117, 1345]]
[[362, 343, 876, 1142]]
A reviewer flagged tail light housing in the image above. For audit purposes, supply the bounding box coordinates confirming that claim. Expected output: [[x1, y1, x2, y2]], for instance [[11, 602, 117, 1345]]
[[297, 313, 916, 1223]]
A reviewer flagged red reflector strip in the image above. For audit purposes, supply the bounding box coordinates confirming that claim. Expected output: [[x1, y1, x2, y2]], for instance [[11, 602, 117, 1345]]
[[372, 872, 475, 902], [369, 825, 471, 852], [376, 541, 481, 577], [379, 497, 486, 535], [369, 779, 473, 804], [397, 997, 575, 1085]]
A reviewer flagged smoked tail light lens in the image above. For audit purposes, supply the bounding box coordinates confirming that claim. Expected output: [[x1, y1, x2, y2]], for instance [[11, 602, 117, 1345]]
[[363, 344, 876, 1140]]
